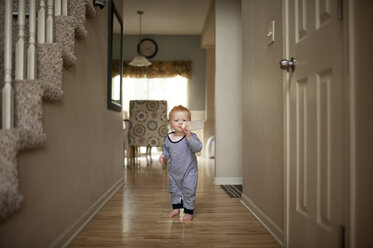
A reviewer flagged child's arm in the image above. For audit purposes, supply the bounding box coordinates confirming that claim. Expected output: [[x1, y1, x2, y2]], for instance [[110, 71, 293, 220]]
[[186, 133, 203, 153], [159, 154, 166, 165], [159, 141, 170, 165]]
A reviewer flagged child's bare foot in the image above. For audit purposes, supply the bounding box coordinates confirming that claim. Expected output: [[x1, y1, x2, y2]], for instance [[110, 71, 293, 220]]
[[182, 214, 193, 223], [167, 209, 180, 218]]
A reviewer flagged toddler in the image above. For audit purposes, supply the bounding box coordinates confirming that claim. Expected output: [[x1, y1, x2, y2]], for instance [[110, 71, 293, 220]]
[[159, 105, 202, 222]]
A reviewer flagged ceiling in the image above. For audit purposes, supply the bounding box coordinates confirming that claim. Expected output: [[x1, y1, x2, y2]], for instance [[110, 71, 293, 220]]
[[122, 0, 212, 35]]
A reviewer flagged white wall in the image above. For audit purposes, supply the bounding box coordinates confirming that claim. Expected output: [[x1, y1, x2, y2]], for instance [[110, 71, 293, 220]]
[[214, 0, 242, 184]]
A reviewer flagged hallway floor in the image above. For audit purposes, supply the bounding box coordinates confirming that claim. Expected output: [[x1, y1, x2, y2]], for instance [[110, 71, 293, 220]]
[[69, 157, 280, 247]]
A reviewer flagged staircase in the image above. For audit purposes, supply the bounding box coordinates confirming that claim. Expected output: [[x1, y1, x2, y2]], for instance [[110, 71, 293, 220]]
[[0, 0, 96, 220]]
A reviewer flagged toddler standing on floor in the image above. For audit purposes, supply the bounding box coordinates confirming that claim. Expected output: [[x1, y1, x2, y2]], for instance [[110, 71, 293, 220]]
[[159, 105, 203, 222]]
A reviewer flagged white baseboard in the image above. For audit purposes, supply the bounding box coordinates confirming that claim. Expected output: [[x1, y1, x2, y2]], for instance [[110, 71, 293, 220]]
[[214, 177, 242, 185], [49, 177, 125, 248], [240, 194, 284, 247]]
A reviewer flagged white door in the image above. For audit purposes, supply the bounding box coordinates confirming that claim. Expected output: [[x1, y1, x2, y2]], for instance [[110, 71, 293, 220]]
[[284, 0, 345, 247]]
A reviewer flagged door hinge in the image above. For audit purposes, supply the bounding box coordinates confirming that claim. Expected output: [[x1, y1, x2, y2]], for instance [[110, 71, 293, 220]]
[[338, 0, 344, 20], [340, 225, 346, 248]]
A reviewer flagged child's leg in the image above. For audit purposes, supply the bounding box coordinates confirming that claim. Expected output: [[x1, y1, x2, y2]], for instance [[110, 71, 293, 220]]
[[168, 209, 180, 218], [168, 197, 183, 218], [182, 208, 194, 222], [169, 175, 183, 217], [182, 169, 198, 222]]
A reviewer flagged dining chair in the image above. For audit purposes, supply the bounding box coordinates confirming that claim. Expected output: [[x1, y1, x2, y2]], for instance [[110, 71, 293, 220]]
[[128, 100, 168, 166]]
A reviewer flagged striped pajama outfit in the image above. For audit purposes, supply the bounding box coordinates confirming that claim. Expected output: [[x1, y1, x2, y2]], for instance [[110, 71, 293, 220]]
[[162, 132, 203, 215]]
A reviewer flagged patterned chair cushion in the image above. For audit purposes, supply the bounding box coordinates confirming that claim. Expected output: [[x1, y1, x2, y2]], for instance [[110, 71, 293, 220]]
[[128, 100, 168, 147]]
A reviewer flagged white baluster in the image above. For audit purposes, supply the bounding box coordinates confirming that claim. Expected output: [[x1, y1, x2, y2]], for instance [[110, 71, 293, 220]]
[[2, 0, 14, 129], [27, 0, 36, 80], [38, 0, 46, 43], [62, 0, 67, 16], [54, 0, 61, 16], [46, 0, 53, 43], [15, 0, 25, 80]]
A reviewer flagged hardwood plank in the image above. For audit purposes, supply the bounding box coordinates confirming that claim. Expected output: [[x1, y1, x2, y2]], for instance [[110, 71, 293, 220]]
[[69, 157, 280, 248]]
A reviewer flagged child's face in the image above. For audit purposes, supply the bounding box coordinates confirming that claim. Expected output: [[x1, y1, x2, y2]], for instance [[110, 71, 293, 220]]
[[169, 111, 189, 132]]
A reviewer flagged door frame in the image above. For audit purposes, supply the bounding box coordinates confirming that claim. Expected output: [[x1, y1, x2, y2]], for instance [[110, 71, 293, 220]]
[[282, 0, 290, 246]]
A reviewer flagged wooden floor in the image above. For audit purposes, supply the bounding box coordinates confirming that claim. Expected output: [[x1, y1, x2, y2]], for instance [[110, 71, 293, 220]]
[[69, 157, 280, 247]]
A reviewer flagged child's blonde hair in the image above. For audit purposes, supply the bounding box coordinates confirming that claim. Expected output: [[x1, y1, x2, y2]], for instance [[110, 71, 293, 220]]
[[169, 105, 191, 121]]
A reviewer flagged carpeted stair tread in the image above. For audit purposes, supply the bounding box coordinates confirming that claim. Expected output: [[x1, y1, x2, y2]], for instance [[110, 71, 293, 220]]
[[55, 16, 77, 69], [84, 0, 97, 18], [75, 23, 88, 40], [0, 129, 22, 220], [70, 0, 89, 40], [37, 43, 64, 101], [14, 80, 47, 150]]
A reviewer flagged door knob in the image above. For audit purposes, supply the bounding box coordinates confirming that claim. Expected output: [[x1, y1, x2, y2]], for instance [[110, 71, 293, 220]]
[[279, 57, 296, 72]]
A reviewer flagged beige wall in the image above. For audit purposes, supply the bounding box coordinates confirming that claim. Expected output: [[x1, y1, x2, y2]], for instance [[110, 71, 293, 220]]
[[0, 6, 124, 248], [203, 47, 215, 157], [201, 0, 215, 49], [201, 1, 215, 157], [214, 0, 242, 184], [349, 1, 373, 247], [241, 0, 284, 241]]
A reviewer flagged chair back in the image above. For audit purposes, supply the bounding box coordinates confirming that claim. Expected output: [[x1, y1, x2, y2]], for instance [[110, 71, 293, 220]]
[[128, 100, 168, 147]]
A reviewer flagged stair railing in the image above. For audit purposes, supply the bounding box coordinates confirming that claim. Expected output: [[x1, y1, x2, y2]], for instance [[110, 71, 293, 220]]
[[28, 0, 36, 80], [2, 0, 68, 130], [2, 0, 14, 130]]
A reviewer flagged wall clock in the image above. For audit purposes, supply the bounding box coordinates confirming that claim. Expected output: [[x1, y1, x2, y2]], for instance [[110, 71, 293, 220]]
[[137, 38, 158, 59]]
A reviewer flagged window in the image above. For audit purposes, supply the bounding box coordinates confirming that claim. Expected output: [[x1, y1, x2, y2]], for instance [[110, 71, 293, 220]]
[[122, 76, 188, 115], [112, 75, 121, 101]]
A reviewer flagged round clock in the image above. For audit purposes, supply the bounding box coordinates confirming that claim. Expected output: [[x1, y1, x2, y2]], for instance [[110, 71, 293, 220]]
[[137, 38, 158, 59]]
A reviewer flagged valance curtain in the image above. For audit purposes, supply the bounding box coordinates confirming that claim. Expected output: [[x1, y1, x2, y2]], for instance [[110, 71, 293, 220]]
[[121, 61, 192, 79], [112, 60, 121, 77]]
